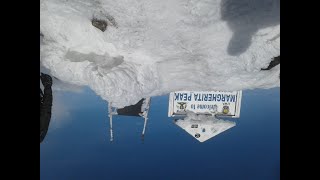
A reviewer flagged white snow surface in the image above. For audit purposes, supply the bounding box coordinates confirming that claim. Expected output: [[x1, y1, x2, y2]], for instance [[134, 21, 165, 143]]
[[175, 112, 236, 142], [40, 0, 280, 107]]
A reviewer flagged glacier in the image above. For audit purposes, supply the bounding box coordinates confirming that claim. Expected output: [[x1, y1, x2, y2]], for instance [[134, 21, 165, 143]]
[[40, 0, 280, 107]]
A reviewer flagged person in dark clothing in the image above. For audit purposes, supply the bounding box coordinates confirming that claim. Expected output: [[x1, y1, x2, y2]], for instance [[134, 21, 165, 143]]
[[40, 73, 53, 143]]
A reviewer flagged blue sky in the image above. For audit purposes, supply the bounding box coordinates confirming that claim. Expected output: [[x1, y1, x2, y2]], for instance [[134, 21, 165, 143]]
[[40, 87, 279, 180]]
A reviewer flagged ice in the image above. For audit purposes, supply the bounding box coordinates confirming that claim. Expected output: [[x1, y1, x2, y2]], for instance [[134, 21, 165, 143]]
[[40, 0, 280, 107]]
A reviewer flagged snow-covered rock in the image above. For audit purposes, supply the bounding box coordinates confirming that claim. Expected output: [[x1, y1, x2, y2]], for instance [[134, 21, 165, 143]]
[[40, 0, 280, 107]]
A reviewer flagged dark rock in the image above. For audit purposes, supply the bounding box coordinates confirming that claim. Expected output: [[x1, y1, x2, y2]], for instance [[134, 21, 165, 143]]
[[261, 56, 280, 70], [117, 99, 145, 117], [92, 18, 108, 32]]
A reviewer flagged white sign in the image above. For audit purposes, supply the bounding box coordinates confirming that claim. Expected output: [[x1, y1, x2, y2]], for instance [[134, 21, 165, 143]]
[[168, 90, 242, 118]]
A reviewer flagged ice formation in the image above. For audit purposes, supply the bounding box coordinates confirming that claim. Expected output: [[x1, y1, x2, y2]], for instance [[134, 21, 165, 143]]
[[40, 0, 280, 107]]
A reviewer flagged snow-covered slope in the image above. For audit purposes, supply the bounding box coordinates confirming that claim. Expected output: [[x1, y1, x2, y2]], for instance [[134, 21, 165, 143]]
[[40, 0, 280, 107], [174, 112, 236, 142]]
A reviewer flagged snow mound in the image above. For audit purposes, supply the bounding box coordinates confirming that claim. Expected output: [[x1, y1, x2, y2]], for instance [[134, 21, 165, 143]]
[[40, 0, 280, 107], [174, 112, 236, 142]]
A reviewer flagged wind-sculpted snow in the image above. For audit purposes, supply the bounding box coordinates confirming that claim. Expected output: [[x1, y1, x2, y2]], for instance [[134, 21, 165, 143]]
[[40, 0, 280, 107]]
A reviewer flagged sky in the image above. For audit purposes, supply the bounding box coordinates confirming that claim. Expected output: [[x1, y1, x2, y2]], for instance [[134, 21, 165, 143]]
[[40, 87, 280, 180]]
